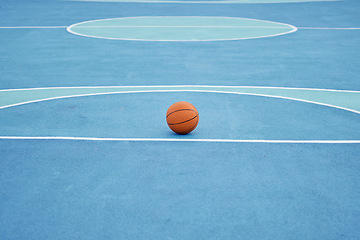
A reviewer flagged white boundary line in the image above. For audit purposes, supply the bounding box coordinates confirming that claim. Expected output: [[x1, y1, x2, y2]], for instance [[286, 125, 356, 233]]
[[66, 16, 298, 41], [1, 89, 360, 115], [0, 136, 358, 143], [298, 27, 360, 30], [1, 85, 359, 93]]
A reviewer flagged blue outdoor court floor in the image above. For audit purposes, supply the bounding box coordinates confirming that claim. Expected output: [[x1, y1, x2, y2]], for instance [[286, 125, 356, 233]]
[[0, 0, 359, 239]]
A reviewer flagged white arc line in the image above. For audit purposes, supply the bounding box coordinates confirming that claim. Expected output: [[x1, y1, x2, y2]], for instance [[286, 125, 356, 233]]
[[0, 136, 359, 144], [65, 16, 298, 41], [1, 89, 360, 115], [1, 85, 359, 93], [298, 27, 360, 30]]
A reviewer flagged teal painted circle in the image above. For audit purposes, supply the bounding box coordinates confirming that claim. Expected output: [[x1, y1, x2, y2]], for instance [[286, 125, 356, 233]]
[[67, 17, 297, 41], [70, 0, 337, 4]]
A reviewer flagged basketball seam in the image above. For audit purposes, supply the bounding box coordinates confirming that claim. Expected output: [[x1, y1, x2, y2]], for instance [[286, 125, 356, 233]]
[[166, 109, 197, 118], [187, 116, 199, 132], [176, 116, 199, 134], [167, 114, 198, 126]]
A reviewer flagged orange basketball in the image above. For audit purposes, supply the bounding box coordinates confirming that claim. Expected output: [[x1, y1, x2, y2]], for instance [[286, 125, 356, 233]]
[[166, 101, 199, 135]]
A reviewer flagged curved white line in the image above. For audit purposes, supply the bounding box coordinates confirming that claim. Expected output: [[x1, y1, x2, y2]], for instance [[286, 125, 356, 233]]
[[66, 16, 298, 41], [1, 89, 359, 115], [0, 136, 359, 143], [1, 85, 359, 93]]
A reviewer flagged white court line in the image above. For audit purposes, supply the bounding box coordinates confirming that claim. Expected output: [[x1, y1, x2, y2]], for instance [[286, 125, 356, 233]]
[[0, 26, 67, 29], [0, 26, 358, 30], [66, 16, 298, 41], [1, 89, 360, 115], [1, 85, 359, 93], [0, 136, 359, 144], [298, 27, 360, 30], [1, 85, 359, 92]]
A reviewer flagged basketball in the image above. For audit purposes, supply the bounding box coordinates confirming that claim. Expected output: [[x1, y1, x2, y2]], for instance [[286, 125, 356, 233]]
[[166, 101, 199, 135]]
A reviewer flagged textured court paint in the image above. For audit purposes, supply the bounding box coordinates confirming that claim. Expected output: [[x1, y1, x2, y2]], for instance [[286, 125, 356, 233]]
[[67, 17, 297, 41], [1, 90, 359, 142], [1, 141, 359, 239], [0, 86, 359, 114], [1, 2, 359, 91], [1, 1, 360, 240], [68, 0, 340, 3], [0, 136, 359, 143]]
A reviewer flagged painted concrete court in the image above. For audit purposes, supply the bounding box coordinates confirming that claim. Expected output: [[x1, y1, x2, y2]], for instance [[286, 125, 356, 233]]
[[0, 0, 359, 239], [66, 17, 298, 41]]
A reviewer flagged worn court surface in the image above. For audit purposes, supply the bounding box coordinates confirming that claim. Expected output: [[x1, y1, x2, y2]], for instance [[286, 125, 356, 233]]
[[0, 0, 360, 239]]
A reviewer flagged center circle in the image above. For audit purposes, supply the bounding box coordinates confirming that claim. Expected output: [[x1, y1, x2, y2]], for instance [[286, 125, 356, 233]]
[[66, 16, 297, 41]]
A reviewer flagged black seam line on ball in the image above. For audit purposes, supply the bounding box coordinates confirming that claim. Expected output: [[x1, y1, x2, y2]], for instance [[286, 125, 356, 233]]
[[167, 115, 198, 126], [166, 109, 197, 118], [188, 117, 199, 132], [177, 116, 199, 134]]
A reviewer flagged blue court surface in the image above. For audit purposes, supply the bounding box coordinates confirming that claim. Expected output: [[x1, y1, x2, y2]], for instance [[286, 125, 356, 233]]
[[1, 0, 360, 239]]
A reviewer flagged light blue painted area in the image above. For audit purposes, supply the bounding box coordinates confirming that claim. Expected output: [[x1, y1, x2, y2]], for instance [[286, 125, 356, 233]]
[[2, 85, 359, 141], [69, 0, 340, 3], [1, 86, 359, 114], [67, 17, 297, 41], [1, 88, 360, 141]]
